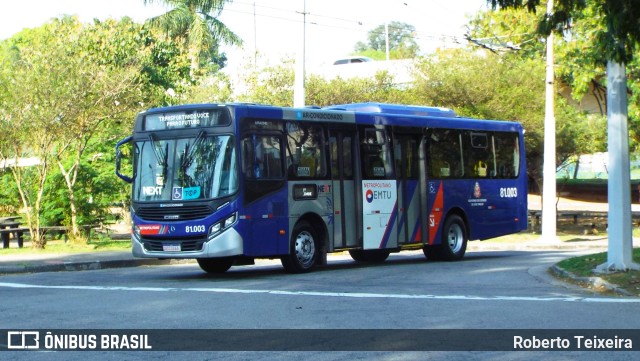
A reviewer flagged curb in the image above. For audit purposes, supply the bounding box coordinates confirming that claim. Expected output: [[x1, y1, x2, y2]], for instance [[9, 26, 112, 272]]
[[550, 265, 634, 297], [0, 258, 174, 275]]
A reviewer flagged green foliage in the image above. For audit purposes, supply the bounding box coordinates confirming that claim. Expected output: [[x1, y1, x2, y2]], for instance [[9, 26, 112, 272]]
[[307, 72, 413, 106], [143, 0, 241, 74], [488, 0, 640, 63], [236, 58, 296, 106], [477, 2, 640, 150], [467, 5, 545, 58], [0, 171, 20, 214], [0, 15, 204, 245], [42, 145, 124, 227], [180, 72, 234, 104], [236, 57, 416, 107]]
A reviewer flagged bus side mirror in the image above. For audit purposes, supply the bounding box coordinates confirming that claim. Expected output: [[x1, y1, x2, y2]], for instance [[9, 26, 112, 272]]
[[115, 136, 133, 183]]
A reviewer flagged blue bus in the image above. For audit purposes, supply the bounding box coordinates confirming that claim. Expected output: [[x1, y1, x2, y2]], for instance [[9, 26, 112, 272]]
[[115, 102, 527, 273]]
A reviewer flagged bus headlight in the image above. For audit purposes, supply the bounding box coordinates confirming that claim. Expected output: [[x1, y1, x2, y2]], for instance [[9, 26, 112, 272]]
[[208, 212, 237, 240], [133, 224, 141, 238], [210, 223, 221, 236], [224, 213, 237, 228]]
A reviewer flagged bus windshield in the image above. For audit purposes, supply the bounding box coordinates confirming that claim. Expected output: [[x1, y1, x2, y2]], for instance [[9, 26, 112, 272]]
[[133, 134, 238, 202]]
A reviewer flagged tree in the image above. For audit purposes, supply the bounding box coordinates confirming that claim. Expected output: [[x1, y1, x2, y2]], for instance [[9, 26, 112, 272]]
[[0, 24, 70, 248], [143, 0, 242, 76], [0, 15, 198, 247], [470, 3, 640, 140], [488, 0, 640, 271], [354, 21, 420, 59]]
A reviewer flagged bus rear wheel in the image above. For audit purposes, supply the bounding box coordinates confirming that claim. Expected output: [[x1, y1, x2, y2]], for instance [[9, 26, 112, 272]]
[[197, 257, 235, 273], [281, 221, 318, 273], [423, 215, 468, 261], [349, 249, 390, 263]]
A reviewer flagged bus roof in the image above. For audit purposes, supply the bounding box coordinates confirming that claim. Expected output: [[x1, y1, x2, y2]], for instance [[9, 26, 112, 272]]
[[324, 102, 457, 117], [139, 102, 523, 134]]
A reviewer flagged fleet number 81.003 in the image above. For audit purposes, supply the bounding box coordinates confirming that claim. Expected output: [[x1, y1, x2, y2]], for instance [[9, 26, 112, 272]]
[[500, 187, 518, 198], [186, 225, 206, 233]]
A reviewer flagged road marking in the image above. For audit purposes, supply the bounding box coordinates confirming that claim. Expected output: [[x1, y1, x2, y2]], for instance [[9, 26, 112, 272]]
[[0, 282, 638, 303]]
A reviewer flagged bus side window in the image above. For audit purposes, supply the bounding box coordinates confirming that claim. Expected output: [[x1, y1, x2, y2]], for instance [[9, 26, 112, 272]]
[[466, 132, 495, 178], [360, 128, 390, 179], [493, 132, 519, 178], [242, 135, 283, 179], [286, 122, 326, 179], [428, 129, 462, 178]]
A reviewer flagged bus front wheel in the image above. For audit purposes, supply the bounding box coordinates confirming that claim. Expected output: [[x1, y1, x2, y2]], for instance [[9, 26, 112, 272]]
[[281, 221, 318, 273], [197, 257, 235, 273]]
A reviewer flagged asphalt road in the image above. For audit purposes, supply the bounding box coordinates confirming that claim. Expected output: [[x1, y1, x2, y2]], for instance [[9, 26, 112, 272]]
[[1, 248, 639, 360]]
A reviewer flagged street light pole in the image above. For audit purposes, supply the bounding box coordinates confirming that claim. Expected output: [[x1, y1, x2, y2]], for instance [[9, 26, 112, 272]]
[[385, 22, 390, 61], [541, 0, 558, 242], [294, 0, 307, 107]]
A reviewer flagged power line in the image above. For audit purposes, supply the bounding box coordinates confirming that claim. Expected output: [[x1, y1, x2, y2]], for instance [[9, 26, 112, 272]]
[[224, 0, 470, 47]]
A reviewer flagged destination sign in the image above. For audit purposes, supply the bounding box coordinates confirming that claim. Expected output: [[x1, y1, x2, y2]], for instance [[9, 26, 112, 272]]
[[143, 108, 230, 130]]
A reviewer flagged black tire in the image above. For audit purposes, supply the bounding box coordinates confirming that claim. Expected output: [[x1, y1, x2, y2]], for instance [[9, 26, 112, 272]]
[[422, 245, 440, 261], [437, 214, 468, 261], [349, 249, 390, 263], [197, 257, 235, 273], [281, 221, 318, 273]]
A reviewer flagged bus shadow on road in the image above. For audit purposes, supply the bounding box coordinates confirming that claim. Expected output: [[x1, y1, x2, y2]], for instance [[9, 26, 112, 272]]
[[164, 250, 520, 281]]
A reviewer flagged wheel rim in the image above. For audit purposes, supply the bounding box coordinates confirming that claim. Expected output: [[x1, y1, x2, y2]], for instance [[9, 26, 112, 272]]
[[446, 223, 464, 253], [294, 230, 316, 268]]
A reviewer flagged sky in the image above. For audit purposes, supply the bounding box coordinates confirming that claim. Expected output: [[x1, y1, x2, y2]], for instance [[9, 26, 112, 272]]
[[0, 0, 489, 69]]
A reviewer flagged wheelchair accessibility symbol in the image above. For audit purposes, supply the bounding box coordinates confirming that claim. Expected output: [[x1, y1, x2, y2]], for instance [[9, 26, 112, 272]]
[[172, 187, 183, 200]]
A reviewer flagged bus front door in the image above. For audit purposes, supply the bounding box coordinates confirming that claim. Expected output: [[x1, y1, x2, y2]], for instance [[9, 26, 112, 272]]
[[330, 133, 359, 249]]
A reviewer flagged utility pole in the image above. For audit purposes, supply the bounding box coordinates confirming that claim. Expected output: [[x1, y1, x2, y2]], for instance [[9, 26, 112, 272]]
[[541, 0, 558, 242], [253, 1, 257, 65], [596, 61, 640, 272], [293, 0, 306, 107]]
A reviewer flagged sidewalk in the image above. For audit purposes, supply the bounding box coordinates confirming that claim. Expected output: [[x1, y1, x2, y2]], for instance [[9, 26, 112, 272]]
[[0, 249, 175, 275]]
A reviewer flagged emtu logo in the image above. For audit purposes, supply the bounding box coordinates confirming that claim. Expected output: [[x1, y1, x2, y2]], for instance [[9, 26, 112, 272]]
[[366, 189, 374, 203]]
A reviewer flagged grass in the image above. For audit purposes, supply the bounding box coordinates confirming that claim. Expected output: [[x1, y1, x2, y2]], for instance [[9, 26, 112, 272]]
[[0, 236, 131, 256], [555, 249, 640, 296]]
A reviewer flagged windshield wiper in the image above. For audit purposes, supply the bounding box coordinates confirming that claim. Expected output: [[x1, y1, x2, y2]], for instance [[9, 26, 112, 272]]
[[180, 130, 206, 171]]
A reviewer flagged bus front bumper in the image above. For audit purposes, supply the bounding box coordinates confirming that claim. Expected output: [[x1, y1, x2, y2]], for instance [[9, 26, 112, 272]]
[[132, 228, 244, 259]]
